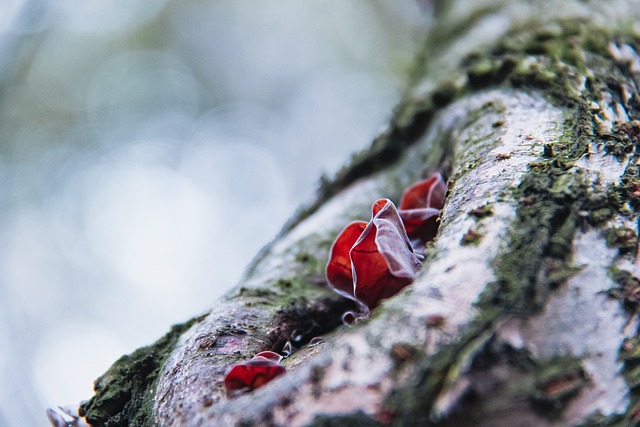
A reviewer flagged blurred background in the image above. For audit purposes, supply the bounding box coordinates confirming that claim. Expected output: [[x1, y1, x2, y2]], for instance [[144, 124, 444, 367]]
[[0, 1, 428, 425]]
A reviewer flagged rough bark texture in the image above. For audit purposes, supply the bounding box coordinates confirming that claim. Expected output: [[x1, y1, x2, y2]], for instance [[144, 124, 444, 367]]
[[80, 0, 640, 426]]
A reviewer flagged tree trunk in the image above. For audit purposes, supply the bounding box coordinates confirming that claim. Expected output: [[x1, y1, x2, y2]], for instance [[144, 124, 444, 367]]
[[79, 1, 640, 426]]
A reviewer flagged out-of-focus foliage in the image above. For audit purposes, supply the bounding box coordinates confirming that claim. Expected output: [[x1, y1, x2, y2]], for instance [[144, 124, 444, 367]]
[[0, 1, 427, 425]]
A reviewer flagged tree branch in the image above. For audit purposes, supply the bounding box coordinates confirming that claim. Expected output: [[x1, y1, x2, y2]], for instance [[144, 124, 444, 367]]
[[79, 1, 640, 426]]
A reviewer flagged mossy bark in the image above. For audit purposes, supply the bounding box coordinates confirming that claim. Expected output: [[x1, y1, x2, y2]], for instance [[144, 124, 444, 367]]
[[80, 1, 640, 426]]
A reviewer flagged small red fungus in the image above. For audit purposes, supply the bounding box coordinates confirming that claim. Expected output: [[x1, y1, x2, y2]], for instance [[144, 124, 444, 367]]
[[398, 173, 446, 245], [326, 221, 367, 303], [327, 198, 422, 319], [224, 352, 286, 396]]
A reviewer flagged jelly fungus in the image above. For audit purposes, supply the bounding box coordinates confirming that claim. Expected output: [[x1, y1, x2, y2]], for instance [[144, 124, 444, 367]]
[[326, 174, 446, 321], [327, 198, 422, 319], [224, 352, 286, 396], [399, 173, 446, 246]]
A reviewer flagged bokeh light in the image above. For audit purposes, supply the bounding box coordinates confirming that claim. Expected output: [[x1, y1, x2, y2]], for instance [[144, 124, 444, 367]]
[[0, 1, 427, 425]]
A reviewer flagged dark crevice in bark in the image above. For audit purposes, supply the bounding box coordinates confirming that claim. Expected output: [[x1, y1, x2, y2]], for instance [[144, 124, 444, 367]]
[[265, 296, 354, 357]]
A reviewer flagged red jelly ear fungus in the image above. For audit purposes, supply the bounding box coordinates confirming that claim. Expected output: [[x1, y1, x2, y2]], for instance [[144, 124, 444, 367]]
[[224, 352, 286, 396], [399, 173, 446, 244], [326, 221, 367, 304], [326, 199, 422, 320]]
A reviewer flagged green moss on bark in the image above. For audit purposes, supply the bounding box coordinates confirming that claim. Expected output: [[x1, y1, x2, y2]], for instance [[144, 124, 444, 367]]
[[80, 316, 204, 427]]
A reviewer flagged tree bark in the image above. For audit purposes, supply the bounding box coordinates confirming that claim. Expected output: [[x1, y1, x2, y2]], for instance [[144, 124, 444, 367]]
[[80, 1, 640, 426]]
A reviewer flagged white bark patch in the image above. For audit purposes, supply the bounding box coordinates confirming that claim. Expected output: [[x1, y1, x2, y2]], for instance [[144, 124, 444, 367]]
[[499, 231, 635, 422], [575, 146, 629, 184], [400, 90, 562, 336], [271, 335, 394, 426]]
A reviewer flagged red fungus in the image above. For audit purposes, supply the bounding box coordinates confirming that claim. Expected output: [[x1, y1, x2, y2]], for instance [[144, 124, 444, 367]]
[[326, 199, 422, 319], [326, 221, 367, 304], [398, 173, 446, 245], [351, 199, 422, 309], [224, 352, 286, 395]]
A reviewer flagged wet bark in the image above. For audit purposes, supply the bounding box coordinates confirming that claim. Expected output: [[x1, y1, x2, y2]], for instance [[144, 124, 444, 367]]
[[81, 1, 640, 426]]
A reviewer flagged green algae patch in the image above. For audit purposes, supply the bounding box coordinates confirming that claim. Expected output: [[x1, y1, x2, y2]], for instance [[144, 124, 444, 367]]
[[237, 286, 280, 300], [475, 99, 620, 320], [234, 273, 338, 310], [80, 316, 204, 427]]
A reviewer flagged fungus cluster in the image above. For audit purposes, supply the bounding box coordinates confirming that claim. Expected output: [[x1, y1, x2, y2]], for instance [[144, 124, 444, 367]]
[[222, 173, 445, 397], [326, 173, 446, 321]]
